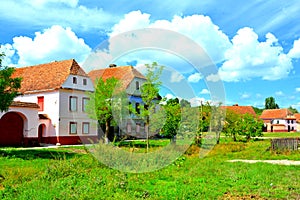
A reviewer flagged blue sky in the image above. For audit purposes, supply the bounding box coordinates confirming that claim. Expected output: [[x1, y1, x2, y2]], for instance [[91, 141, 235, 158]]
[[1, 0, 300, 109]]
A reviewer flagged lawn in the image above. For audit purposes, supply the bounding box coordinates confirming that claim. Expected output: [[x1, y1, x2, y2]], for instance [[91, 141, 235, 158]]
[[262, 131, 300, 138], [0, 139, 299, 199]]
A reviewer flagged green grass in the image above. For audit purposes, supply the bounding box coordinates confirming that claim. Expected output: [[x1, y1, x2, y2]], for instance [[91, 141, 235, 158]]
[[0, 139, 299, 199], [262, 132, 300, 138]]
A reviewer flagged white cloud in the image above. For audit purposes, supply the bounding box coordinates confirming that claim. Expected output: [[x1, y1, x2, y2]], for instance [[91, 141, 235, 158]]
[[110, 11, 231, 64], [296, 88, 300, 92], [206, 73, 221, 82], [241, 93, 250, 99], [218, 27, 293, 82], [187, 73, 202, 83], [275, 91, 284, 96], [200, 89, 210, 95], [288, 38, 300, 59], [170, 71, 184, 83], [0, 44, 16, 67], [0, 0, 116, 31], [189, 97, 207, 107], [12, 25, 91, 66]]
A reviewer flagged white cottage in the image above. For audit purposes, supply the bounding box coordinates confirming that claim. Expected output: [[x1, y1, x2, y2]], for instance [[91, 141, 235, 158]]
[[11, 59, 98, 145]]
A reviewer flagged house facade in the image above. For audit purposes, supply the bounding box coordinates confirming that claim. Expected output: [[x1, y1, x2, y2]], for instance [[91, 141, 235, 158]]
[[8, 59, 98, 145], [88, 65, 151, 139], [260, 109, 297, 132]]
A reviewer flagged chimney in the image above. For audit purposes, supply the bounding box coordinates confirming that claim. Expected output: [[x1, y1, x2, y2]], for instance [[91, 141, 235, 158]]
[[109, 64, 117, 68]]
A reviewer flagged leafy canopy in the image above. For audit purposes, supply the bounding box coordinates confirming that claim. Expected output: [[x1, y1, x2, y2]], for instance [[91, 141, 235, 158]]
[[0, 52, 22, 112]]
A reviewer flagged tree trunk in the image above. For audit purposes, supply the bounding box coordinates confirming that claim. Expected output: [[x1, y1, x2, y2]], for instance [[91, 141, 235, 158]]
[[104, 119, 110, 144], [146, 121, 149, 152]]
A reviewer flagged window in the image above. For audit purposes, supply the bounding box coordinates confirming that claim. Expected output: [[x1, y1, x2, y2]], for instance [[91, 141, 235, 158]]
[[37, 96, 44, 111], [292, 120, 294, 124], [69, 96, 78, 111], [135, 102, 140, 114], [287, 120, 290, 124], [136, 81, 140, 90], [73, 77, 77, 84], [69, 122, 77, 134], [277, 120, 279, 124], [83, 79, 87, 85], [82, 122, 90, 134], [136, 123, 140, 133], [82, 97, 89, 112]]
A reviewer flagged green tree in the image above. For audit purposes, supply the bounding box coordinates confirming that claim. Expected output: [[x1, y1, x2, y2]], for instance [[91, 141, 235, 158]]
[[180, 99, 191, 108], [0, 52, 22, 112], [160, 98, 181, 143], [265, 96, 279, 109], [87, 77, 121, 143], [288, 106, 298, 114], [238, 114, 263, 141], [133, 62, 163, 151]]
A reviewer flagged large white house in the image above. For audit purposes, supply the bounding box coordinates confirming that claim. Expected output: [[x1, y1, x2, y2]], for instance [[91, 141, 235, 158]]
[[0, 59, 98, 146]]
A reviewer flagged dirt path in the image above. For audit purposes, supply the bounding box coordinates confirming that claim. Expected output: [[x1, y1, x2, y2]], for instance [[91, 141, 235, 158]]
[[228, 159, 300, 165]]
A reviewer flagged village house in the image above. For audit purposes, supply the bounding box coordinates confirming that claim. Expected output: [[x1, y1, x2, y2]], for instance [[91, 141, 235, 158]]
[[260, 109, 297, 132], [221, 104, 257, 117], [293, 113, 300, 132], [88, 64, 150, 139], [0, 59, 98, 146]]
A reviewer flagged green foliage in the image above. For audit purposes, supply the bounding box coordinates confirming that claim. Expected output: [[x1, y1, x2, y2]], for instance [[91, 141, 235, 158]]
[[223, 111, 263, 141], [288, 106, 298, 114], [160, 98, 181, 139], [0, 52, 22, 112], [179, 99, 191, 108], [252, 106, 264, 115], [87, 77, 121, 142], [265, 96, 279, 109]]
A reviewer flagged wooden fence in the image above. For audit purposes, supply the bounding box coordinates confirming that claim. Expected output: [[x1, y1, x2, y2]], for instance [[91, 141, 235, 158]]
[[271, 138, 299, 151]]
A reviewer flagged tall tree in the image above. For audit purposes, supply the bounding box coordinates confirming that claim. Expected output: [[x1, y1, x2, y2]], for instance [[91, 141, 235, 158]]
[[265, 96, 279, 109], [87, 77, 121, 143], [133, 62, 163, 151], [0, 52, 22, 112], [288, 106, 298, 114]]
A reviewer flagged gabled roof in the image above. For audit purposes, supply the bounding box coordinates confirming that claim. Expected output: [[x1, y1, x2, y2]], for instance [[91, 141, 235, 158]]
[[260, 109, 295, 120], [221, 105, 256, 116], [88, 66, 146, 90], [12, 59, 88, 94]]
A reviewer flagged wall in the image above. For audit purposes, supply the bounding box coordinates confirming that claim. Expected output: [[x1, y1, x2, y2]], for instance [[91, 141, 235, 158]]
[[0, 106, 39, 138]]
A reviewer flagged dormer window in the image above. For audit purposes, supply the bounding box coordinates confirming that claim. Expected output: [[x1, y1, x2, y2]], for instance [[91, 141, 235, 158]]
[[83, 78, 87, 85], [136, 81, 140, 90], [73, 77, 77, 84]]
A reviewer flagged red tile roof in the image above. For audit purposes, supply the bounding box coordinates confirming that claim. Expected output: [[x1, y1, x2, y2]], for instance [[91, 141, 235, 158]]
[[294, 113, 300, 123], [10, 101, 39, 109], [88, 66, 146, 90], [260, 109, 295, 120], [12, 59, 88, 94], [221, 105, 256, 116]]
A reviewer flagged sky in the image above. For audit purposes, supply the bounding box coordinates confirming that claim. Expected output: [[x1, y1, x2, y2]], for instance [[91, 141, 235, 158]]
[[1, 0, 300, 109]]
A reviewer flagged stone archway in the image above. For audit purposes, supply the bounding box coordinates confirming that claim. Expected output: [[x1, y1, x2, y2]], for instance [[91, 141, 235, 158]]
[[0, 112, 24, 146]]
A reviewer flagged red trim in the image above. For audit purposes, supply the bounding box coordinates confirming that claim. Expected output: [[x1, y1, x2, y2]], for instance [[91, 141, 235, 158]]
[[41, 136, 99, 145]]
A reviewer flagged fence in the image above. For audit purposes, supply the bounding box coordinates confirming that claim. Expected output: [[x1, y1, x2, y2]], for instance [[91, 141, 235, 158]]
[[271, 138, 299, 151]]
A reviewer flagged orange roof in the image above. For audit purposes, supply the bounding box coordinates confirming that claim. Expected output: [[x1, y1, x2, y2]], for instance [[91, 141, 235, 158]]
[[294, 113, 300, 123], [88, 66, 146, 90], [260, 109, 295, 120], [12, 59, 88, 94], [221, 105, 256, 116]]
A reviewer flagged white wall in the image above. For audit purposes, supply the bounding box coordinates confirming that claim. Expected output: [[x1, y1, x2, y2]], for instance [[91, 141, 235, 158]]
[[14, 91, 60, 136], [61, 75, 94, 92], [0, 106, 39, 138], [59, 89, 97, 136]]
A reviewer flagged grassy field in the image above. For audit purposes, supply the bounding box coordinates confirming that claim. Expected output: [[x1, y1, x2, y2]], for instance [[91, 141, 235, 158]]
[[0, 139, 299, 199], [262, 131, 300, 138]]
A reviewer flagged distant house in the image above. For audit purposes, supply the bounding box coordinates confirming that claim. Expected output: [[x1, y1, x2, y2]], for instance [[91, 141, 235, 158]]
[[294, 113, 300, 132], [0, 102, 39, 146], [260, 109, 296, 132], [8, 59, 98, 145], [88, 65, 150, 139], [221, 104, 257, 116]]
